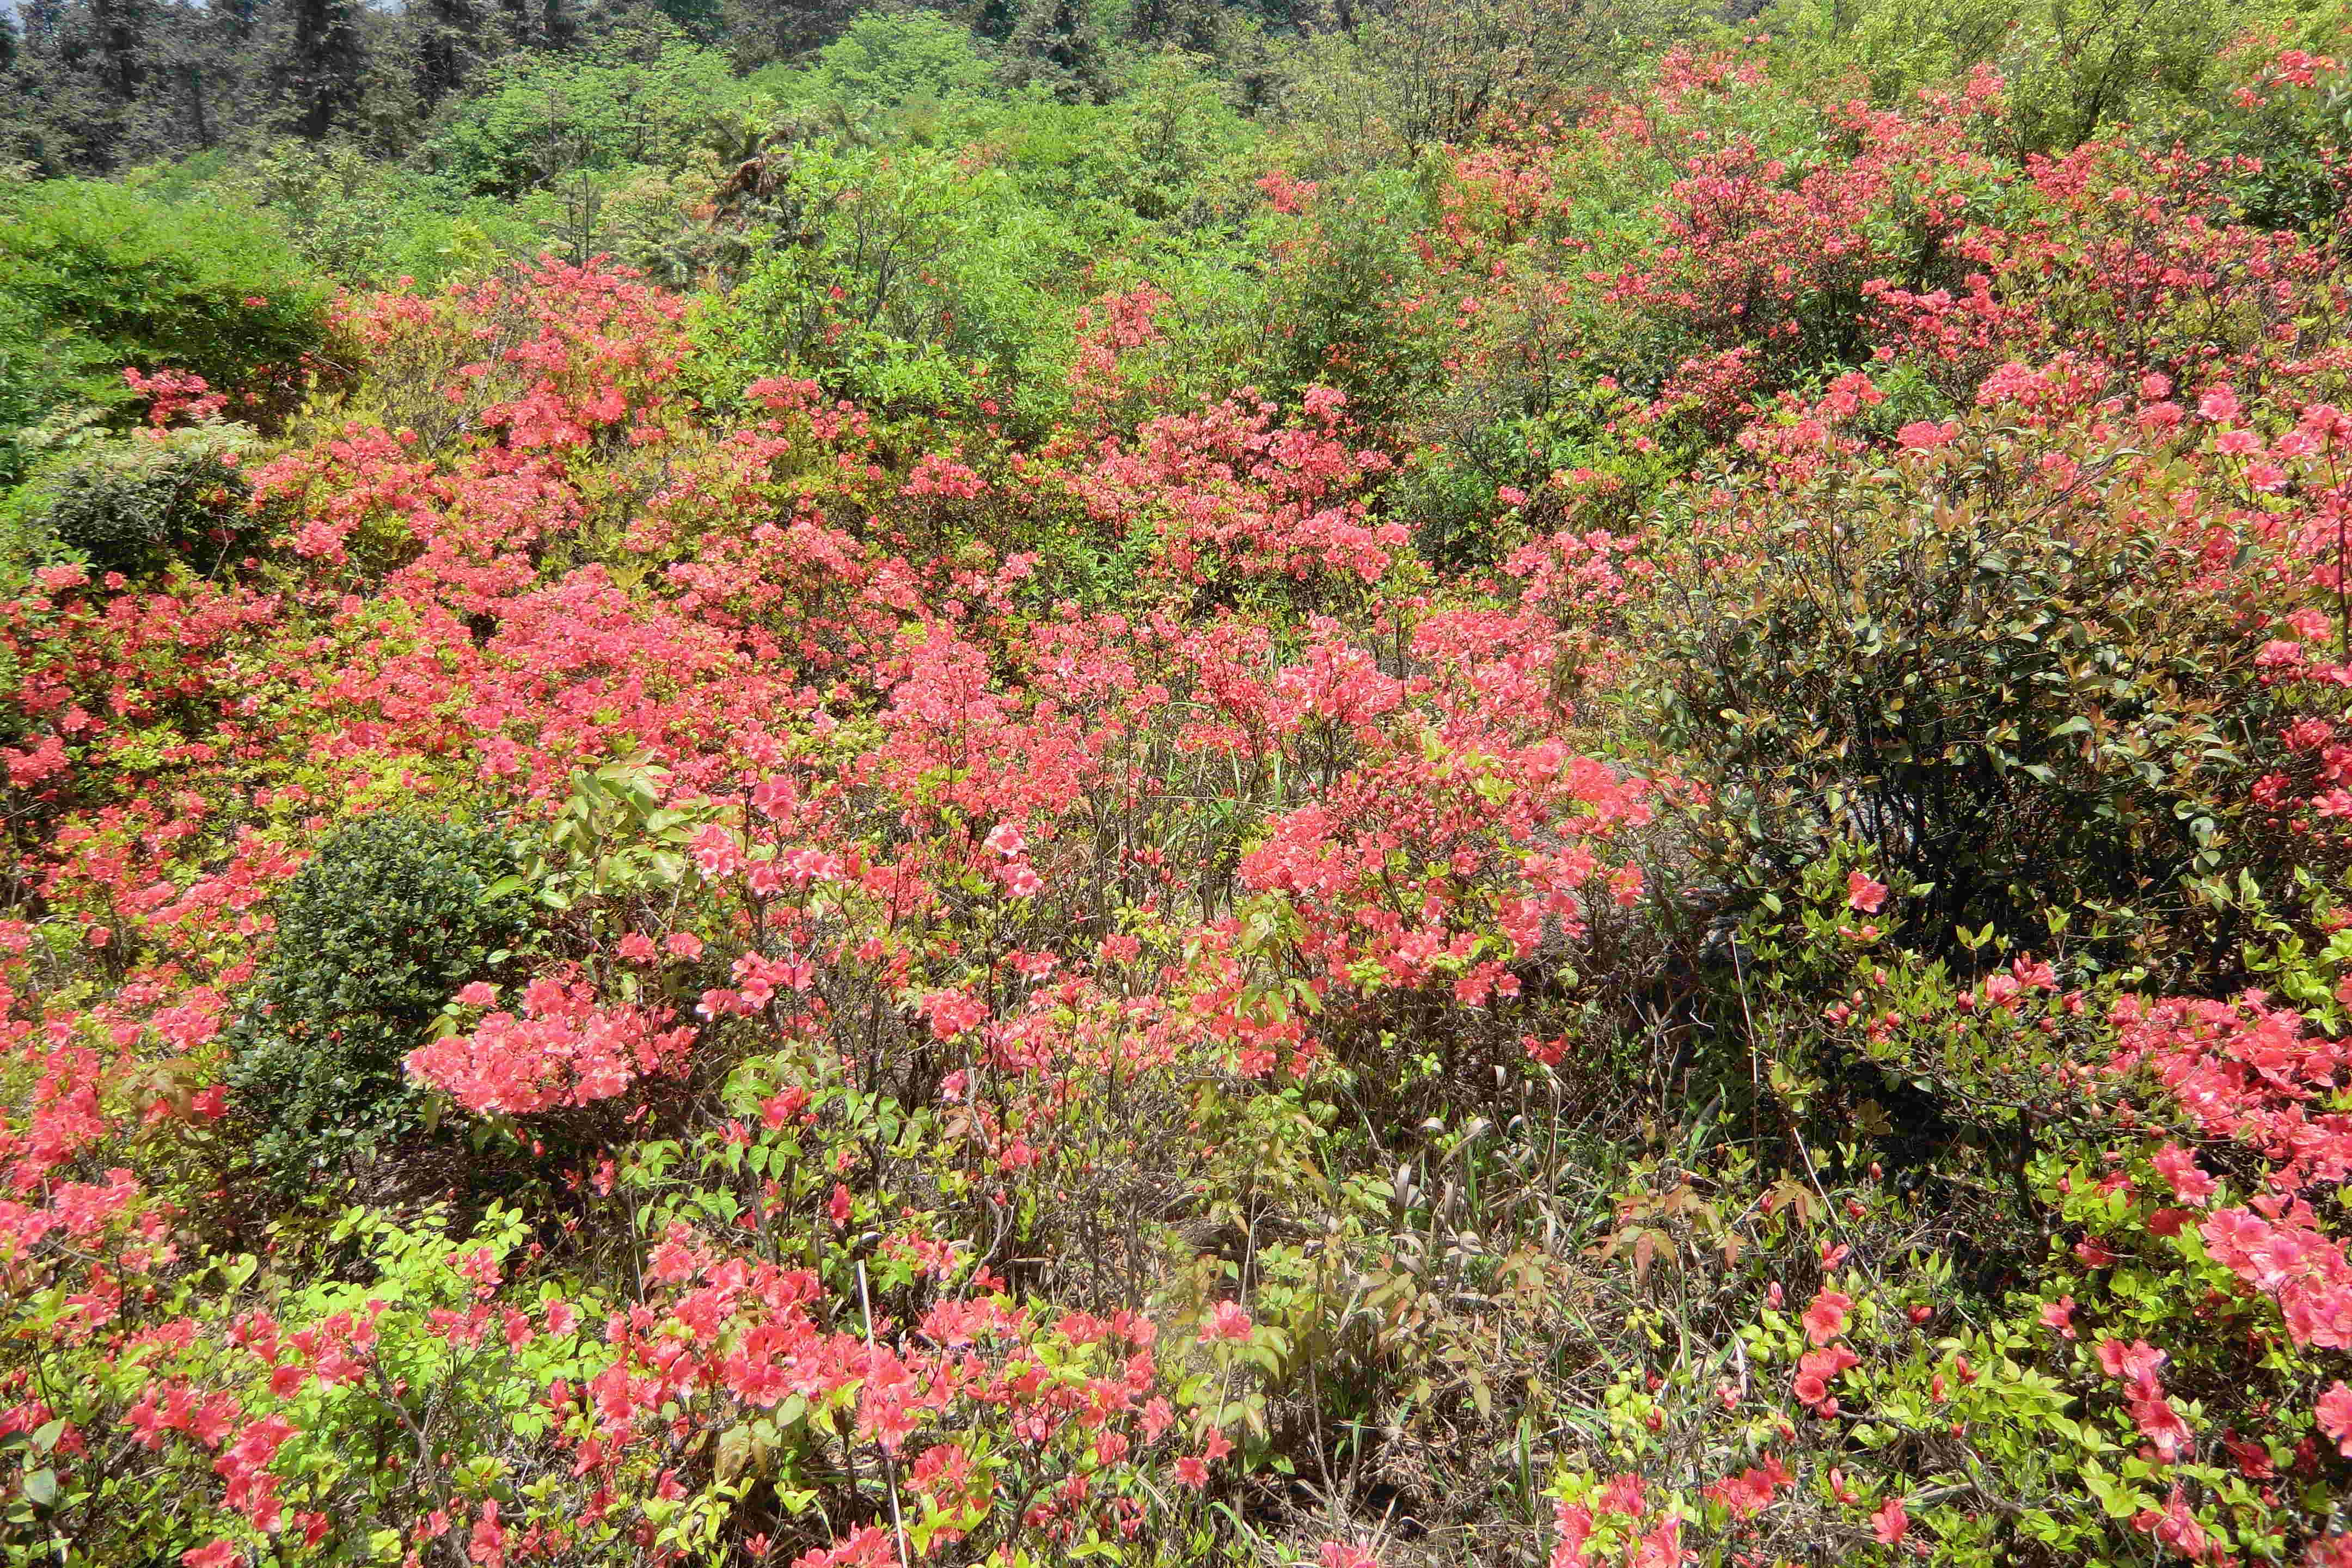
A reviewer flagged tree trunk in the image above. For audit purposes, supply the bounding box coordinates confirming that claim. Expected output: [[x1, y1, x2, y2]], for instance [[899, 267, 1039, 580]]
[[287, 0, 362, 139], [93, 0, 142, 101], [187, 62, 212, 148]]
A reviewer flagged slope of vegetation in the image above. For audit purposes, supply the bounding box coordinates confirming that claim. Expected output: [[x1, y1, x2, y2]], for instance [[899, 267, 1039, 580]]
[[7, 2, 2352, 1565]]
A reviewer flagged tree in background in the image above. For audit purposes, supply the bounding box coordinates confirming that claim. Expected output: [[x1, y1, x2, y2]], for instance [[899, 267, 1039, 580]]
[[413, 0, 485, 111], [1003, 0, 1108, 99], [719, 0, 865, 66], [277, 0, 363, 139]]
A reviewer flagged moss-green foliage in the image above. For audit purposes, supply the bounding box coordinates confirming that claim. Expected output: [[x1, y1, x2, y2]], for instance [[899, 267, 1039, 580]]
[[0, 181, 328, 445], [228, 816, 536, 1186]]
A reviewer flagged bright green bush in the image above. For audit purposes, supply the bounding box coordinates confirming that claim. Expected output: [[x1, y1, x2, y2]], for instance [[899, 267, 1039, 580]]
[[701, 131, 1099, 426], [0, 181, 328, 427], [21, 15, 2352, 1568], [1092, 49, 1258, 223], [695, 51, 1273, 430], [226, 815, 536, 1186], [425, 32, 751, 199], [789, 9, 999, 109]]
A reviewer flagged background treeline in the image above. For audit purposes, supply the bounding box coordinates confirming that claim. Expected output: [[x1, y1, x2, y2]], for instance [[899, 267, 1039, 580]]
[[5, 0, 2342, 505], [0, 0, 1628, 177]]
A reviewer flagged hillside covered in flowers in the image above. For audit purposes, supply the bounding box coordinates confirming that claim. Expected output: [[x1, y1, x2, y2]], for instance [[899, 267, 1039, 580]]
[[8, 2, 2352, 1564]]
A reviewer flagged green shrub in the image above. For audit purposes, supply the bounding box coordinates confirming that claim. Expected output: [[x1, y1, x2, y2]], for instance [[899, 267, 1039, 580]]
[[0, 181, 329, 428], [24, 423, 258, 577], [228, 815, 536, 1186], [792, 10, 998, 110], [208, 142, 540, 289], [0, 284, 107, 489], [2161, 36, 2352, 234], [1092, 49, 1258, 226], [1756, 0, 2303, 152], [701, 131, 1095, 426], [1635, 416, 2292, 977], [1248, 168, 1438, 427], [425, 33, 748, 199]]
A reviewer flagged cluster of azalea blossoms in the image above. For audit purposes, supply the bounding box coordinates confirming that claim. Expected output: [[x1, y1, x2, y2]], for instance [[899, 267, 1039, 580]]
[[0, 240, 1677, 1568]]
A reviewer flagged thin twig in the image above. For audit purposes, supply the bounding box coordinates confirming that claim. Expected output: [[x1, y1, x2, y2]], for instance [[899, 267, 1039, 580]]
[[856, 1260, 912, 1568]]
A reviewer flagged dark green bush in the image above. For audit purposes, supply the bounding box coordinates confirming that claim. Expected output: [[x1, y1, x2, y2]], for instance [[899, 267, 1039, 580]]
[[27, 424, 257, 577], [228, 816, 535, 1186], [1635, 420, 2292, 978]]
